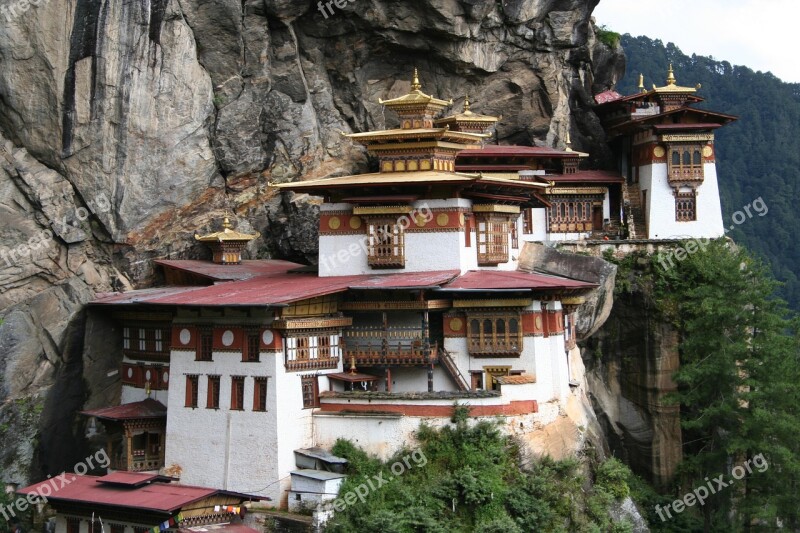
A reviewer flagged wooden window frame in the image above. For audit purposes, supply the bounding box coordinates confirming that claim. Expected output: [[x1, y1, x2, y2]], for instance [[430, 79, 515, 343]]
[[367, 218, 405, 268], [547, 197, 596, 233], [66, 518, 81, 533], [285, 331, 340, 371], [668, 143, 704, 183], [466, 313, 523, 356], [197, 328, 213, 361], [253, 377, 268, 411], [511, 219, 519, 249], [522, 208, 534, 234], [230, 376, 245, 411], [243, 330, 260, 362], [301, 375, 320, 409], [675, 190, 697, 221], [476, 214, 510, 265], [206, 375, 220, 409], [123, 324, 170, 359], [185, 375, 199, 408]]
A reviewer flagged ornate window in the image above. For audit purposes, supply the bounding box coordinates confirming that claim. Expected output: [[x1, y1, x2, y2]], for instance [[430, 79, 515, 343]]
[[367, 219, 405, 268], [285, 331, 341, 371], [476, 215, 510, 265], [675, 190, 697, 221], [185, 375, 199, 408], [206, 375, 220, 409], [230, 376, 245, 411], [547, 197, 596, 233], [466, 313, 523, 356], [253, 377, 268, 411], [301, 375, 320, 409], [668, 144, 704, 182]]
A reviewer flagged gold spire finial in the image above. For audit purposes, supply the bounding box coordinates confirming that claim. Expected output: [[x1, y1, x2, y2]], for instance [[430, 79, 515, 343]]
[[349, 355, 357, 374], [222, 216, 233, 230], [411, 68, 421, 91], [463, 94, 471, 113], [565, 131, 573, 152], [638, 73, 645, 92], [666, 63, 676, 85]]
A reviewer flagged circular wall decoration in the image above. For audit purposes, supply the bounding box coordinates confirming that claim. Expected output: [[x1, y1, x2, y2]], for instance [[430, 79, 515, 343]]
[[127, 368, 133, 378], [436, 213, 449, 227], [653, 146, 665, 158], [328, 216, 341, 230], [702, 145, 713, 157], [349, 216, 362, 230], [459, 213, 465, 226], [179, 328, 191, 345], [222, 330, 234, 347], [163, 372, 169, 383], [145, 370, 152, 381], [449, 318, 464, 332], [535, 315, 543, 330], [262, 329, 274, 345], [414, 213, 427, 227]]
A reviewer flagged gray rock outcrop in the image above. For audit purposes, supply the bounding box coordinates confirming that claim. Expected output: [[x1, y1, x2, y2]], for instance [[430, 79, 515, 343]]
[[0, 0, 624, 483]]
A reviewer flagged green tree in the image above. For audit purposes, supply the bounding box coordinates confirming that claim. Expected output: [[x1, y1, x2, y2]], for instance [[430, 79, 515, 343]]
[[656, 241, 800, 530]]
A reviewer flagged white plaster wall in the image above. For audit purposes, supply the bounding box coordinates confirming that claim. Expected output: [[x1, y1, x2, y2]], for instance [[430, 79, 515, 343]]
[[639, 162, 725, 239], [387, 367, 456, 392], [521, 208, 548, 241], [319, 232, 465, 276], [121, 384, 168, 405], [164, 349, 283, 502]]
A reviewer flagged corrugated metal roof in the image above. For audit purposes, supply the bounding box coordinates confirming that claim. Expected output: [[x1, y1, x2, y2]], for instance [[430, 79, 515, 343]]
[[93, 270, 462, 307], [456, 145, 574, 158], [549, 170, 625, 183], [290, 469, 347, 481], [80, 399, 167, 421], [17, 475, 260, 512], [155, 260, 303, 281], [440, 270, 596, 291]]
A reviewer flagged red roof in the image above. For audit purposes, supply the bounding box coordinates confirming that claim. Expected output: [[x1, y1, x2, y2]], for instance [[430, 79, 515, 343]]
[[549, 170, 624, 183], [17, 475, 260, 512], [652, 123, 723, 131], [93, 270, 460, 307], [441, 270, 596, 291], [80, 399, 167, 421], [156, 259, 303, 282], [458, 145, 575, 159]]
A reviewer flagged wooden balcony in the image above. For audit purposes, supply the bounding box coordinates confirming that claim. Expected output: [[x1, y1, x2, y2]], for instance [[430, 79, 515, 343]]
[[467, 338, 522, 357], [112, 451, 163, 472], [668, 166, 704, 183], [343, 325, 437, 366]]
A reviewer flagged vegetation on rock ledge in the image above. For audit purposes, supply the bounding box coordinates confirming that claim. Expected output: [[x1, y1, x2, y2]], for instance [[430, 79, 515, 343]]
[[325, 407, 637, 532]]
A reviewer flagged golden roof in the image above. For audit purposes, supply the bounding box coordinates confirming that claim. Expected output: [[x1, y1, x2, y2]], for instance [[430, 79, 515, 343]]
[[652, 64, 700, 93], [195, 216, 261, 242], [378, 68, 452, 108], [274, 171, 548, 191], [344, 127, 487, 145], [434, 95, 499, 125]]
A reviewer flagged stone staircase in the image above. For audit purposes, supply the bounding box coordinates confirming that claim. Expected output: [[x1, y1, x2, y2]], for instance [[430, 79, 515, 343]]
[[622, 182, 647, 239], [439, 348, 470, 391]]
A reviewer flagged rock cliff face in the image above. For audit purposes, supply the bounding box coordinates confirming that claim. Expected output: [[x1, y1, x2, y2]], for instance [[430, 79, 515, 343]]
[[0, 0, 624, 482]]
